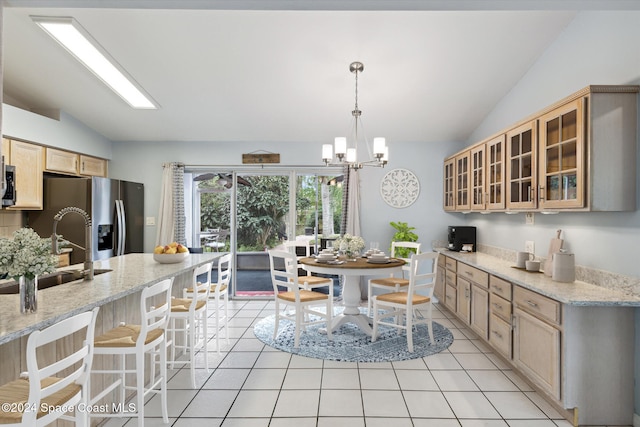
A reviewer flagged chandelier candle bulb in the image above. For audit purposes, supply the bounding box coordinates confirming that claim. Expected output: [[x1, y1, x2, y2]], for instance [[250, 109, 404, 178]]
[[346, 148, 357, 163], [335, 137, 347, 155], [322, 144, 333, 162], [373, 137, 386, 156]]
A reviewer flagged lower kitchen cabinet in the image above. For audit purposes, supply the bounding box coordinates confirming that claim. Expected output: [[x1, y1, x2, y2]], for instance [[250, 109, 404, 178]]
[[470, 284, 489, 339], [456, 277, 471, 323], [489, 313, 512, 359], [513, 307, 561, 400]]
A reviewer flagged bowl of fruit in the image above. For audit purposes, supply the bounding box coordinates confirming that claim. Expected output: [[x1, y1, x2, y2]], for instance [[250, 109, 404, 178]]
[[153, 242, 190, 263]]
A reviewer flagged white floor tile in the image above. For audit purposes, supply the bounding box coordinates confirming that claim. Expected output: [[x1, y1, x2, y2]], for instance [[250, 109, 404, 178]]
[[403, 390, 456, 418], [317, 417, 365, 427], [173, 418, 222, 427], [218, 351, 260, 368], [318, 389, 363, 417], [253, 351, 292, 368], [365, 417, 413, 427], [273, 389, 320, 417], [243, 368, 287, 389], [412, 419, 462, 427], [282, 368, 322, 389], [323, 360, 358, 368], [444, 391, 501, 419], [467, 370, 519, 392], [143, 389, 198, 417], [359, 368, 400, 389], [181, 389, 238, 417], [454, 353, 499, 370], [523, 391, 564, 419], [484, 392, 547, 419], [361, 390, 410, 417], [395, 369, 439, 391], [448, 339, 483, 353], [322, 368, 360, 389], [289, 354, 324, 368], [391, 357, 427, 369], [432, 370, 480, 391], [505, 420, 558, 427], [202, 368, 251, 389], [232, 337, 266, 351], [269, 417, 318, 427], [424, 353, 463, 370], [502, 370, 536, 392], [227, 389, 280, 418], [221, 417, 270, 426], [459, 420, 509, 427]]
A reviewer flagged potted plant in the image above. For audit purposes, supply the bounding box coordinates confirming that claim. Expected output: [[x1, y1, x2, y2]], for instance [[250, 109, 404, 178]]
[[389, 221, 419, 258]]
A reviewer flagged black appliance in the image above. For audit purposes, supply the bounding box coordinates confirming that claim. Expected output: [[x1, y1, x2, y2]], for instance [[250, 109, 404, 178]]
[[2, 164, 16, 207], [448, 226, 476, 252], [28, 177, 144, 266]]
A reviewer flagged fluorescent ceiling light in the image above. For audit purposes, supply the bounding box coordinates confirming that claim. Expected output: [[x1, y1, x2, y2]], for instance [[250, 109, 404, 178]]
[[32, 16, 157, 109]]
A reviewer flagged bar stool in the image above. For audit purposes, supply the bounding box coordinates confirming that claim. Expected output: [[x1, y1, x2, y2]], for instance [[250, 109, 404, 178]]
[[0, 307, 99, 426], [184, 253, 231, 354], [167, 262, 213, 388], [90, 277, 173, 426]]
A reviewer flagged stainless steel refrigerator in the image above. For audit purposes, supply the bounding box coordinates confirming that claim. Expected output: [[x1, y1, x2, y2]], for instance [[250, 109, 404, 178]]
[[28, 176, 144, 266]]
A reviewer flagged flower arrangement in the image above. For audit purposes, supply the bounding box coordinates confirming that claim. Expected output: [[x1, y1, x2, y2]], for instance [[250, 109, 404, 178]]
[[0, 227, 58, 280], [334, 234, 365, 257]]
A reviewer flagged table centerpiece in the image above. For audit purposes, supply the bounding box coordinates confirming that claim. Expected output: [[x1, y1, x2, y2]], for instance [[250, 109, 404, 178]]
[[334, 234, 366, 261]]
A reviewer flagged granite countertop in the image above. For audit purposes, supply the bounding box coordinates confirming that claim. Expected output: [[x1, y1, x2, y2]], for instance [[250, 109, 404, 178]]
[[436, 249, 640, 307], [0, 252, 221, 345]]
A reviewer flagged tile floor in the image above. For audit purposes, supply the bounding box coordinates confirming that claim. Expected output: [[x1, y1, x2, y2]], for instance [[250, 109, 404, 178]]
[[101, 299, 626, 427]]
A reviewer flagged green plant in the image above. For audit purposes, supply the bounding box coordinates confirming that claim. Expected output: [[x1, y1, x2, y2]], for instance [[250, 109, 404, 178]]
[[389, 221, 418, 258]]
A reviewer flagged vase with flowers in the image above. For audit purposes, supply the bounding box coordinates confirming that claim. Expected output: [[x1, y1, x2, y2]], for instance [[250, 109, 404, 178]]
[[0, 228, 58, 313], [334, 233, 366, 261]]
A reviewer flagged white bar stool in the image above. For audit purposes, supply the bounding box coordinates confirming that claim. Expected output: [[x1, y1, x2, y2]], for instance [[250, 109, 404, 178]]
[[90, 277, 173, 426], [0, 307, 99, 426], [167, 262, 213, 388]]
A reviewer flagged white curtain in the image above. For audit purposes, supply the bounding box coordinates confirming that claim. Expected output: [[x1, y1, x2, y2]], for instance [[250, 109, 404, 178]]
[[156, 162, 185, 246]]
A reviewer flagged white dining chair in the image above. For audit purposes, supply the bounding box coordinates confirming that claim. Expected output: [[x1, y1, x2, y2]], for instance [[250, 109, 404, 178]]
[[268, 250, 333, 348], [371, 251, 438, 352], [0, 307, 99, 426], [367, 241, 422, 316], [283, 240, 334, 313]]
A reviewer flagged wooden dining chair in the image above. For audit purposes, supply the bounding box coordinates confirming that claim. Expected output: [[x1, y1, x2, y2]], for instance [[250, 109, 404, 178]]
[[371, 251, 438, 352], [268, 250, 333, 348], [367, 241, 422, 316]]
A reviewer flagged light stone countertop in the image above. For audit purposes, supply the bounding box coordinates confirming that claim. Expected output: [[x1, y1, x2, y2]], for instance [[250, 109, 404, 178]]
[[0, 252, 221, 345], [436, 249, 640, 307]]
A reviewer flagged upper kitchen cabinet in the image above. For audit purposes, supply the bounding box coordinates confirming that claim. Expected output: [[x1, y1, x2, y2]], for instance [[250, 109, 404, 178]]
[[538, 86, 637, 211], [443, 85, 638, 213], [3, 138, 43, 210], [485, 135, 506, 210], [506, 120, 537, 210], [455, 151, 471, 211], [443, 157, 456, 211], [470, 144, 486, 211], [45, 148, 108, 177]]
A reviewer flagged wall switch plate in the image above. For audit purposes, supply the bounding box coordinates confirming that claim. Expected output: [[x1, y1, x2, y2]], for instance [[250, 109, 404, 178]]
[[525, 212, 535, 225], [525, 240, 535, 254], [146, 216, 156, 226]]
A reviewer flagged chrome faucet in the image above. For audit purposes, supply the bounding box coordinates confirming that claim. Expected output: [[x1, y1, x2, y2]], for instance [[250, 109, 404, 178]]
[[52, 206, 94, 280]]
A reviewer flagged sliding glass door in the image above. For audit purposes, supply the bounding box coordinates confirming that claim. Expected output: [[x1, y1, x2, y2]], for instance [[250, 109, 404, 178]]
[[186, 167, 343, 299]]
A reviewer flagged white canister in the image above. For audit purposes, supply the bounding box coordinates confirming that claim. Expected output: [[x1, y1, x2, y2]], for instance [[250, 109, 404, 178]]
[[552, 252, 575, 283]]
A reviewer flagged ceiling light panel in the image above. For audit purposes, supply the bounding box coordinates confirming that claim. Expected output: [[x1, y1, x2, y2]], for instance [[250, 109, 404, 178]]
[[32, 16, 157, 109]]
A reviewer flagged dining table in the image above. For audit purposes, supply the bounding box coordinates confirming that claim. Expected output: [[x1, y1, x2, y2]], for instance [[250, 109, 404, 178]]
[[298, 256, 405, 336]]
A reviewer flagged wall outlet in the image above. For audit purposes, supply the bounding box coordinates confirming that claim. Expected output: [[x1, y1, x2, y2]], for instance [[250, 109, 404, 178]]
[[525, 240, 535, 254], [525, 212, 535, 225], [146, 216, 156, 226]]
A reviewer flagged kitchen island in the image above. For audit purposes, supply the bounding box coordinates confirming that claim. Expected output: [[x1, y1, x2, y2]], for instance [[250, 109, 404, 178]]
[[0, 252, 221, 389]]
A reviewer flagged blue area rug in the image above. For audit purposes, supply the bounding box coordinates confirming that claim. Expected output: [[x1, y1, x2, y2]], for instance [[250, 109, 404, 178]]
[[253, 309, 454, 362]]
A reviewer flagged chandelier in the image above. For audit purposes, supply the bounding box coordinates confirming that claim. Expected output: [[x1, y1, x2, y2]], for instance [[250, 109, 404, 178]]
[[322, 61, 388, 169]]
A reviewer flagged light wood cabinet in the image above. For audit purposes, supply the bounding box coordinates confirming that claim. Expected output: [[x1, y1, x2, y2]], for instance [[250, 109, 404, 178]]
[[434, 255, 446, 301], [443, 85, 638, 213], [470, 144, 485, 210], [455, 151, 470, 211], [456, 277, 471, 323], [486, 135, 506, 210], [489, 275, 513, 359], [506, 120, 537, 210], [443, 157, 456, 211], [470, 284, 489, 339], [4, 139, 43, 210], [79, 155, 107, 177], [45, 147, 79, 175]]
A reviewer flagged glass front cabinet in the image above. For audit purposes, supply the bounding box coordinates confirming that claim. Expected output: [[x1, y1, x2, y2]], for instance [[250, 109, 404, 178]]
[[443, 157, 456, 211], [470, 144, 486, 210], [506, 121, 537, 210], [485, 135, 506, 211]]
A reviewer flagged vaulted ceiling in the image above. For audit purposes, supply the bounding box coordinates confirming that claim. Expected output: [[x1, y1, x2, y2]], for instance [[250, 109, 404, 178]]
[[1, 1, 633, 144]]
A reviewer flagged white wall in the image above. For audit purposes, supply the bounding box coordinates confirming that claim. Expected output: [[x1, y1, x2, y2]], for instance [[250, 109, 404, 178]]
[[108, 139, 457, 254], [462, 10, 640, 279]]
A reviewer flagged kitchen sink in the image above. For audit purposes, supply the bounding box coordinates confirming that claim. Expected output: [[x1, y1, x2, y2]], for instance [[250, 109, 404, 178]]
[[0, 269, 112, 295]]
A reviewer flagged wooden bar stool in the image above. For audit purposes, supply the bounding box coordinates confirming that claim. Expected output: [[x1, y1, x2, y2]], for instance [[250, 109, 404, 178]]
[[0, 307, 99, 426], [89, 278, 173, 427]]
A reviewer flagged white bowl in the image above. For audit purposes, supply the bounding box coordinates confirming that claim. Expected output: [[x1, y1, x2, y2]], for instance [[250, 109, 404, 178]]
[[153, 252, 189, 264], [370, 253, 387, 258]]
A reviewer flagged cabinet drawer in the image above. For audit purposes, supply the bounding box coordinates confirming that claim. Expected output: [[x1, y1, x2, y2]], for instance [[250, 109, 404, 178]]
[[445, 284, 457, 312], [438, 254, 446, 268], [514, 286, 561, 326], [490, 275, 512, 300], [490, 292, 512, 322], [489, 313, 512, 359], [457, 262, 489, 288], [445, 270, 457, 287], [445, 257, 457, 272]]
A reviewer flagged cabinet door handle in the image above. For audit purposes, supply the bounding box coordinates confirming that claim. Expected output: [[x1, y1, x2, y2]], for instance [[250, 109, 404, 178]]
[[539, 185, 545, 201], [465, 289, 470, 299], [494, 286, 502, 292], [465, 271, 474, 278], [492, 302, 502, 310], [491, 330, 503, 339], [526, 300, 538, 308]]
